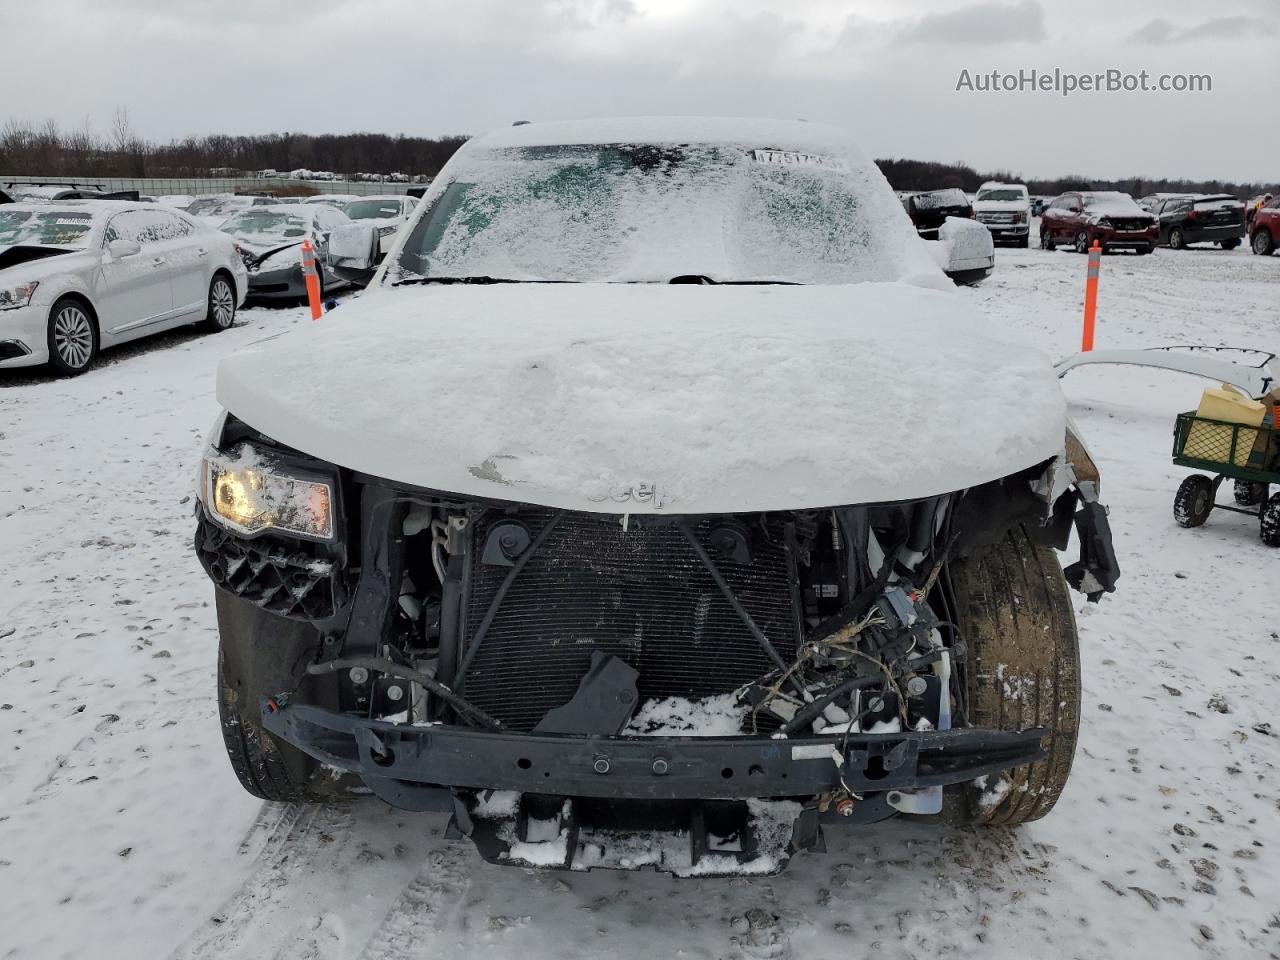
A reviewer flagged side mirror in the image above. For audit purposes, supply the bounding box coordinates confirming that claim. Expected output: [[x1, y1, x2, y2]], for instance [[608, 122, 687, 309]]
[[326, 223, 380, 286], [107, 238, 142, 259], [928, 216, 995, 286]]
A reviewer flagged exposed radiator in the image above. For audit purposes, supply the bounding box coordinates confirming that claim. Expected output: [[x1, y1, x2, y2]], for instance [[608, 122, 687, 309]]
[[459, 509, 799, 731]]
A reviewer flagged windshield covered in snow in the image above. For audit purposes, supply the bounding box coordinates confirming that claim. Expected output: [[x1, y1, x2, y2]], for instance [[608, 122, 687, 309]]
[[0, 208, 94, 249], [344, 199, 401, 220], [220, 212, 309, 238], [1081, 192, 1139, 211], [976, 188, 1025, 202], [188, 197, 252, 218], [393, 143, 921, 284]]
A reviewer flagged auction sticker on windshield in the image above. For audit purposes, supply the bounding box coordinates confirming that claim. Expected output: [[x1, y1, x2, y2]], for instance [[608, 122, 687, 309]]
[[751, 149, 847, 170]]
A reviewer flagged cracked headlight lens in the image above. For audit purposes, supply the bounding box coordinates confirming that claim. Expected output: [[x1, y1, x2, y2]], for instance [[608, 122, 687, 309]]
[[199, 445, 334, 540]]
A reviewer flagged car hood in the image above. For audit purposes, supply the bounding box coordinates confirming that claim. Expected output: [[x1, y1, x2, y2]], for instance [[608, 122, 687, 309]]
[[216, 282, 1067, 514]]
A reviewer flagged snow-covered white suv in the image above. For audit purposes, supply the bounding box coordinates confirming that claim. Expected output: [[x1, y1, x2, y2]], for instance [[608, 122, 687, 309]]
[[195, 118, 1118, 876], [973, 181, 1031, 247]]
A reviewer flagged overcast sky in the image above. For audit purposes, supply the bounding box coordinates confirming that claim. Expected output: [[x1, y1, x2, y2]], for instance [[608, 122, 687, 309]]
[[4, 0, 1276, 182]]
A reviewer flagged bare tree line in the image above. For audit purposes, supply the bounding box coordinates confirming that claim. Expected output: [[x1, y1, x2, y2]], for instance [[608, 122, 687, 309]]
[[0, 112, 468, 179], [1, 113, 1272, 198], [876, 157, 1276, 200]]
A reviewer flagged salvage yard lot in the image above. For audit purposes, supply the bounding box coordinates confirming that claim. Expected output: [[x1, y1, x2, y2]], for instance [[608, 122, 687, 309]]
[[1, 245, 1277, 960]]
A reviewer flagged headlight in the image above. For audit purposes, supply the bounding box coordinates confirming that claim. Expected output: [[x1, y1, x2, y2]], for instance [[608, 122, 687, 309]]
[[0, 281, 39, 310], [1015, 211, 1028, 224], [1096, 217, 1112, 228], [199, 444, 334, 540]]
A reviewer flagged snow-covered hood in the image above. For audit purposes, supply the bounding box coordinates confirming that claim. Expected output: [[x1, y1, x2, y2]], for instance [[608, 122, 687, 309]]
[[216, 283, 1067, 514]]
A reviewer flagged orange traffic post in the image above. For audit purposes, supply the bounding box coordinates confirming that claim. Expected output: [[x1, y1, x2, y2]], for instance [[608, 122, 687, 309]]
[[301, 238, 323, 321], [1081, 240, 1101, 352]]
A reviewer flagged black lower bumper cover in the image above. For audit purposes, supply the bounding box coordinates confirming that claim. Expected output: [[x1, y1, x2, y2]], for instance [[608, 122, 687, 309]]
[[263, 701, 1045, 874]]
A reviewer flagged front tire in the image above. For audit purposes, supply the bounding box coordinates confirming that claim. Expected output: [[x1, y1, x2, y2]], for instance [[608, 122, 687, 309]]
[[1074, 230, 1091, 254], [1040, 229, 1055, 251], [216, 591, 330, 803], [46, 297, 98, 376], [201, 273, 237, 333], [944, 525, 1080, 826], [1174, 474, 1215, 528], [1169, 227, 1186, 250], [1220, 238, 1241, 251], [1253, 230, 1276, 256]]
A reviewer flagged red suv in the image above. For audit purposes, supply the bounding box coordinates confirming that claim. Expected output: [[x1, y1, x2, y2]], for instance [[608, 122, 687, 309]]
[[1251, 196, 1280, 256], [1040, 191, 1158, 254]]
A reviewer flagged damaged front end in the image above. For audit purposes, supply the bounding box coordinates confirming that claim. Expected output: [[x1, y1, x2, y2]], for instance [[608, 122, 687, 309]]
[[196, 415, 1117, 877]]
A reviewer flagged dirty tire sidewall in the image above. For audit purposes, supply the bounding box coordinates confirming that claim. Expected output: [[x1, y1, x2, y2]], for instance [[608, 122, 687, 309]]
[[215, 589, 337, 803], [1253, 230, 1275, 256], [947, 525, 1081, 826]]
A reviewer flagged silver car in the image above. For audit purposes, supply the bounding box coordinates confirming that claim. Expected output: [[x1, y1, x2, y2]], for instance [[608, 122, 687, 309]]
[[220, 204, 350, 302], [0, 201, 248, 375]]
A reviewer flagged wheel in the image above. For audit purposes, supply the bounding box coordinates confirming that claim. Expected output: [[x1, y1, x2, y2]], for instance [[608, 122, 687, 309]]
[[942, 525, 1080, 826], [1174, 474, 1215, 528], [1220, 238, 1241, 251], [1074, 230, 1091, 254], [1169, 227, 1185, 250], [1252, 230, 1275, 256], [201, 273, 237, 333], [1262, 495, 1280, 547], [1040, 229, 1055, 251], [1135, 245, 1154, 255], [46, 297, 98, 376], [1233, 479, 1269, 507], [216, 590, 335, 803], [1018, 235, 1030, 249]]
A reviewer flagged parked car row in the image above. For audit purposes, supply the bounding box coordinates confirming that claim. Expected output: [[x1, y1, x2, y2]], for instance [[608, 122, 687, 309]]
[[903, 181, 1273, 257]]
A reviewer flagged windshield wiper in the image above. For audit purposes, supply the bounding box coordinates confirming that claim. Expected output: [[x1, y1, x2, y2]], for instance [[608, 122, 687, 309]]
[[391, 275, 800, 287], [392, 275, 574, 286]]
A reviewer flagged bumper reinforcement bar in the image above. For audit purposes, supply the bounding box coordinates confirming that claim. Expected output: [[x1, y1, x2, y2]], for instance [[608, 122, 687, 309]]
[[263, 701, 1046, 802]]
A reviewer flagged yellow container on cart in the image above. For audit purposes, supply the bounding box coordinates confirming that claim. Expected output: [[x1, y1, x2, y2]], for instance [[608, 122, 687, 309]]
[[1183, 385, 1266, 467]]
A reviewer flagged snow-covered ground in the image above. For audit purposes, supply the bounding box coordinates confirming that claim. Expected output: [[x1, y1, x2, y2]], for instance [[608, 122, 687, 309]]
[[1, 244, 1277, 960]]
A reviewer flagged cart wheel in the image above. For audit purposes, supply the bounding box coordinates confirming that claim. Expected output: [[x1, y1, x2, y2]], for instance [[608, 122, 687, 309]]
[[1174, 475, 1215, 528], [1233, 479, 1270, 507], [1261, 495, 1280, 547]]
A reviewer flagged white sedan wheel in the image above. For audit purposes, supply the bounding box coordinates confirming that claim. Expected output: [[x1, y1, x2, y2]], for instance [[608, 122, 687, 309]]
[[51, 303, 96, 372], [210, 277, 236, 330]]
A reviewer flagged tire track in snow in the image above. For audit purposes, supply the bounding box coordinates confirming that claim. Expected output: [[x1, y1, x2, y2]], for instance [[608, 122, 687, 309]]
[[168, 803, 354, 960], [352, 844, 474, 960]]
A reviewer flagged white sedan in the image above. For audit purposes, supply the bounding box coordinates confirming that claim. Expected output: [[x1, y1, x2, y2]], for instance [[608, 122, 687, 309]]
[[341, 195, 418, 255], [0, 201, 248, 375]]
